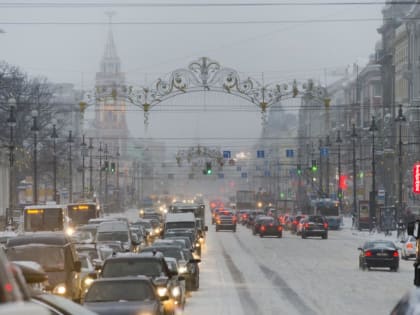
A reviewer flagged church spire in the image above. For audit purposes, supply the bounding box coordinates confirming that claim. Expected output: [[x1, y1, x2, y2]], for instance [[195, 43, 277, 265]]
[[100, 12, 120, 74]]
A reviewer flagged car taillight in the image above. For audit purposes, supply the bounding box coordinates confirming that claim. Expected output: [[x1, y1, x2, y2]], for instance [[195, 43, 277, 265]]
[[393, 251, 399, 257], [304, 223, 309, 229], [364, 250, 372, 257], [323, 222, 328, 229], [260, 225, 266, 231], [277, 226, 282, 231], [407, 243, 414, 249], [217, 220, 221, 224], [293, 220, 298, 225]]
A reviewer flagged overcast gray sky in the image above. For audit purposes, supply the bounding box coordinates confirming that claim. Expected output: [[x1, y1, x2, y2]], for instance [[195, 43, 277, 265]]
[[0, 0, 383, 149]]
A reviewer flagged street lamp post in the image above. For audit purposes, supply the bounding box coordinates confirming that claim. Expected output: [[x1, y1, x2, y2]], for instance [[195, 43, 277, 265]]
[[369, 116, 378, 230], [99, 142, 103, 204], [104, 144, 109, 214], [325, 135, 331, 197], [319, 138, 323, 196], [116, 149, 120, 211], [351, 124, 358, 227], [7, 97, 16, 225], [336, 130, 343, 213], [88, 138, 93, 197], [31, 110, 39, 204], [81, 135, 87, 199], [395, 104, 406, 220], [51, 119, 58, 202], [67, 130, 74, 203]]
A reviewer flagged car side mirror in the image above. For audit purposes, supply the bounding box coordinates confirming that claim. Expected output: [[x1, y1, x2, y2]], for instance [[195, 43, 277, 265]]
[[74, 261, 82, 273], [92, 259, 103, 271], [160, 295, 169, 302], [170, 269, 178, 277], [178, 275, 185, 281], [88, 271, 97, 279], [357, 247, 363, 251], [204, 226, 208, 232], [190, 258, 201, 264]]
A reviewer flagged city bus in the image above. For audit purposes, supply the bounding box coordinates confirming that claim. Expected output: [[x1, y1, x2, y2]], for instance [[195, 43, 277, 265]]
[[67, 202, 99, 226], [23, 203, 72, 234]]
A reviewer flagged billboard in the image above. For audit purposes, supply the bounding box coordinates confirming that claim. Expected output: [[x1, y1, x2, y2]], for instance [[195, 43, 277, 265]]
[[413, 162, 420, 194]]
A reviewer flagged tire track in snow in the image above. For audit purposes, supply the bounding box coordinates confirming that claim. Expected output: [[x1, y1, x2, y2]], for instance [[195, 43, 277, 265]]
[[234, 233, 318, 315], [220, 244, 263, 315]]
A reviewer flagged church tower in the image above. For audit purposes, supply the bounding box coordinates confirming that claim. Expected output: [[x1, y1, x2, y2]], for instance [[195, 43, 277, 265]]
[[94, 14, 128, 156]]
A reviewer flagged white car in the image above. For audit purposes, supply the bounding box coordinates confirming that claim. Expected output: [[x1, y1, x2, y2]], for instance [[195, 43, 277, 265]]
[[401, 236, 416, 260]]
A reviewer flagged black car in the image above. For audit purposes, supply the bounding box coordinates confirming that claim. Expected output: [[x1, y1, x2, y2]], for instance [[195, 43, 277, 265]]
[[84, 277, 166, 315], [215, 211, 237, 232], [141, 245, 200, 292], [301, 216, 328, 239], [252, 215, 272, 235], [358, 240, 400, 271], [100, 253, 178, 315], [258, 217, 283, 238]]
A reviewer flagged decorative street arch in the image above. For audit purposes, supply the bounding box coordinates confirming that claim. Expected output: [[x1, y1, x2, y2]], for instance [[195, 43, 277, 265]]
[[80, 57, 330, 128]]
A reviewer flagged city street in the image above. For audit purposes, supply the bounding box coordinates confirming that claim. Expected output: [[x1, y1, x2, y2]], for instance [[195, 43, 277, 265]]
[[184, 218, 413, 315]]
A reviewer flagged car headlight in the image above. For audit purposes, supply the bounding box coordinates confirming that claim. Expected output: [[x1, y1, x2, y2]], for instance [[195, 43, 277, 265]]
[[53, 283, 66, 295], [178, 265, 188, 274], [157, 287, 168, 297], [84, 277, 94, 288], [65, 227, 75, 236], [155, 228, 160, 234], [149, 230, 154, 236], [195, 242, 200, 247], [171, 286, 181, 297]]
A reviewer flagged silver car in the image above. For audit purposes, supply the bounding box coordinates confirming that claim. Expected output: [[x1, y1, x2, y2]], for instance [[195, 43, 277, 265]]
[[401, 236, 416, 260]]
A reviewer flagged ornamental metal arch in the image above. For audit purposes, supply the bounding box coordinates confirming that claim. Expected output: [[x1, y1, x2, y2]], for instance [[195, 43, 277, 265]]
[[80, 57, 330, 128]]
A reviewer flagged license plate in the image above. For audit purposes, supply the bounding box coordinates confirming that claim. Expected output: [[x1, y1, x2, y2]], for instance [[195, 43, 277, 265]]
[[376, 253, 388, 257]]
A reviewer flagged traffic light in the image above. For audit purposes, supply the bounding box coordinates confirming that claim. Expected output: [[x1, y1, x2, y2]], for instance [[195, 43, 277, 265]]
[[297, 164, 302, 176], [103, 161, 109, 172], [311, 160, 318, 172], [339, 175, 348, 190], [110, 162, 116, 173], [203, 162, 212, 175]]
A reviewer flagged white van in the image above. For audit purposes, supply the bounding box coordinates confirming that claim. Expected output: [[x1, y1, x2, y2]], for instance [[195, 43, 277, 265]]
[[164, 213, 196, 232], [96, 221, 139, 252]]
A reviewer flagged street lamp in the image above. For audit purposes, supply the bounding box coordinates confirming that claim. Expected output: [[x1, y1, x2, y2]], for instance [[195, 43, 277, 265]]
[[369, 116, 378, 230], [350, 124, 358, 228], [104, 144, 109, 214], [80, 135, 88, 199], [336, 130, 343, 213], [51, 119, 58, 202], [67, 130, 74, 203], [395, 104, 406, 221], [31, 110, 39, 204], [7, 97, 16, 225]]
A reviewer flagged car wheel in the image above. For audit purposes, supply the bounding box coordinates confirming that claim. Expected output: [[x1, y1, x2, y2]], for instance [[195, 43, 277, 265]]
[[301, 233, 306, 239], [260, 233, 264, 238], [278, 233, 282, 238], [252, 229, 256, 235], [233, 228, 236, 233], [215, 227, 219, 232], [391, 266, 399, 272], [322, 233, 328, 239]]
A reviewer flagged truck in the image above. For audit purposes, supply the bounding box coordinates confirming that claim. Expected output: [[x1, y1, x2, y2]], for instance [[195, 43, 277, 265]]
[[236, 190, 256, 210]]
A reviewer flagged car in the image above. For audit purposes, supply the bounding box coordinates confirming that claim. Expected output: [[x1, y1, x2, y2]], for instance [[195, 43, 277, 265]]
[[6, 232, 83, 302], [141, 245, 200, 292], [301, 216, 328, 239], [252, 215, 272, 235], [259, 217, 283, 238], [32, 291, 98, 315], [100, 252, 178, 315], [83, 277, 166, 315], [291, 215, 306, 234], [390, 288, 420, 314], [358, 240, 400, 272], [164, 257, 186, 309], [215, 210, 237, 232], [401, 236, 416, 260]]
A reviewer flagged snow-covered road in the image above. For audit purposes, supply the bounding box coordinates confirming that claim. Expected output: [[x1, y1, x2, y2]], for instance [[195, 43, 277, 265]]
[[184, 218, 413, 315]]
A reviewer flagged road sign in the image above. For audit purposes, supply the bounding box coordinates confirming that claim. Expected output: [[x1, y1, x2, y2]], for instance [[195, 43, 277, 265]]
[[320, 147, 329, 157], [223, 151, 231, 159], [241, 172, 247, 178], [286, 149, 294, 158], [414, 162, 420, 194], [257, 150, 265, 158]]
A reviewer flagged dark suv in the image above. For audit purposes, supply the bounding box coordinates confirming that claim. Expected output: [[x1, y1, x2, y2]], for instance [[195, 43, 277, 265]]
[[301, 215, 328, 239], [100, 253, 179, 315]]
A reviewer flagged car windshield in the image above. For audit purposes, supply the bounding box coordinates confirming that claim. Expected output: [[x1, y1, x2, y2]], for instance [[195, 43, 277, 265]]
[[142, 247, 184, 261], [365, 241, 395, 249], [85, 280, 155, 302], [97, 231, 129, 243], [309, 216, 324, 223], [133, 222, 152, 229], [7, 245, 65, 271], [166, 222, 195, 229], [102, 259, 163, 277]]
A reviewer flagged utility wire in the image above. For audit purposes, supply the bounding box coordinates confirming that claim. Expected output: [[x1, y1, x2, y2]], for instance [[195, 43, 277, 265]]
[[0, 1, 413, 8]]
